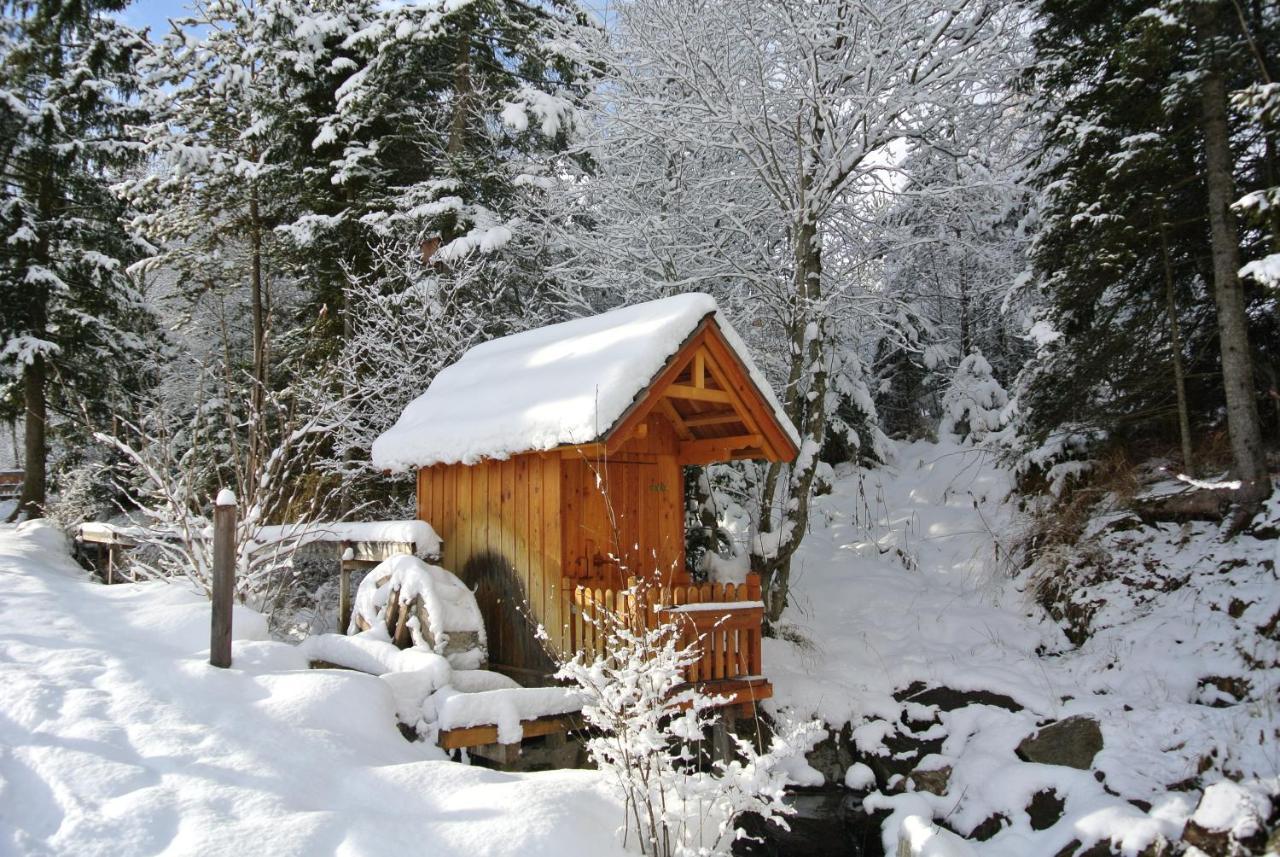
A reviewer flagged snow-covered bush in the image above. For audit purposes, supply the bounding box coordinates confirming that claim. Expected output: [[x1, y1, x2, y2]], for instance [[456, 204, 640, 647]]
[[553, 591, 822, 857], [96, 371, 342, 617], [44, 460, 111, 534], [939, 350, 1009, 443]]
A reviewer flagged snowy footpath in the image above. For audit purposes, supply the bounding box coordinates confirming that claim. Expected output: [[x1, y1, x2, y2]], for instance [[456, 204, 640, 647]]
[[766, 440, 1280, 855], [0, 521, 624, 857]]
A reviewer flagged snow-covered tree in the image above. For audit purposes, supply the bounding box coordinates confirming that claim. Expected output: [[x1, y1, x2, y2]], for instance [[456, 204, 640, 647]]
[[294, 0, 593, 508], [940, 350, 1009, 444], [0, 0, 156, 518], [547, 0, 1030, 622], [120, 0, 357, 475], [1026, 0, 1275, 510]]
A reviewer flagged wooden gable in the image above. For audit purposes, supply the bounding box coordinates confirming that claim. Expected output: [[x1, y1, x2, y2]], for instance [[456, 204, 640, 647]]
[[602, 317, 800, 465]]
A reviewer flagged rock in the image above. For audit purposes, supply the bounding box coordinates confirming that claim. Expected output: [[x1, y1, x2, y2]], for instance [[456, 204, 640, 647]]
[[1137, 837, 1173, 857], [803, 723, 855, 786], [908, 765, 951, 796], [1182, 781, 1270, 856], [1016, 715, 1103, 770], [894, 682, 1023, 713], [969, 813, 1008, 841], [1053, 837, 1116, 857], [1028, 788, 1066, 831], [1197, 675, 1252, 707]]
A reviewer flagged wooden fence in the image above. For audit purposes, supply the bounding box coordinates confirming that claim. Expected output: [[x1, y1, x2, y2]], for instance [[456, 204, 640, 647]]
[[563, 575, 764, 684]]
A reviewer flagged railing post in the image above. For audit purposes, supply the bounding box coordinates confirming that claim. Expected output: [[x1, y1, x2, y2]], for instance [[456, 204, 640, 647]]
[[338, 541, 353, 634], [210, 489, 237, 668]]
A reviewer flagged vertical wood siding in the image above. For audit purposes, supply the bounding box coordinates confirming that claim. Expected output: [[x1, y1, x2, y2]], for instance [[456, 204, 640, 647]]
[[416, 412, 685, 677]]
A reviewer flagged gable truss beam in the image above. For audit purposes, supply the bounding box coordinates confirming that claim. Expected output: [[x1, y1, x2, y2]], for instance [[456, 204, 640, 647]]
[[677, 434, 763, 464], [680, 411, 743, 429], [664, 384, 732, 403]]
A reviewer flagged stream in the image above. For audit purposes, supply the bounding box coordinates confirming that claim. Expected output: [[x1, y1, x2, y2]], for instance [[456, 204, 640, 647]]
[[733, 788, 884, 857]]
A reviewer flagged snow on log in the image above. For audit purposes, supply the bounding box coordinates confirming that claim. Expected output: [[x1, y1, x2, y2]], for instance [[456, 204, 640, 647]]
[[432, 686, 583, 746]]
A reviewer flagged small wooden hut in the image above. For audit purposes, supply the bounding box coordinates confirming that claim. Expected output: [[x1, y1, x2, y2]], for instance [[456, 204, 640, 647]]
[[372, 293, 799, 705]]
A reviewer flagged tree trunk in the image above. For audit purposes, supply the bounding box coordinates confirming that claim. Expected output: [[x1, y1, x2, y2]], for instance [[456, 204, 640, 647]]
[[1199, 12, 1272, 511], [1158, 216, 1195, 475], [753, 208, 828, 626], [248, 183, 266, 483], [447, 12, 474, 159], [12, 355, 47, 520]]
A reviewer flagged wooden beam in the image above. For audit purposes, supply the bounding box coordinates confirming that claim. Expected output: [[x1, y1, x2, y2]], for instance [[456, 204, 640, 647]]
[[694, 351, 706, 388], [700, 349, 763, 438], [437, 713, 582, 750], [659, 398, 694, 440], [670, 678, 774, 709], [700, 328, 801, 461], [664, 384, 732, 403], [604, 315, 716, 451], [681, 412, 743, 429], [556, 442, 606, 459], [678, 434, 763, 464]]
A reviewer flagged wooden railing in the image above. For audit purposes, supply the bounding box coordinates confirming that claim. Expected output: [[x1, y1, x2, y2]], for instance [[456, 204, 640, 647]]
[[0, 470, 22, 500], [563, 575, 764, 684]]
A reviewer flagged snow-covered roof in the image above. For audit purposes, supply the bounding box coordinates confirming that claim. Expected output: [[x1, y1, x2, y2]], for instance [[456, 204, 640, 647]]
[[372, 293, 799, 470]]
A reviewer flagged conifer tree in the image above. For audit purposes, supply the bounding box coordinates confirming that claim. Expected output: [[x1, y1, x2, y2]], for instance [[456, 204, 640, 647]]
[[0, 0, 153, 517], [1027, 0, 1275, 508]]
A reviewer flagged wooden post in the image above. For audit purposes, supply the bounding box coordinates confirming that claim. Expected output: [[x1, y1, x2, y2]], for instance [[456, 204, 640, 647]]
[[210, 489, 236, 668], [338, 542, 353, 634]]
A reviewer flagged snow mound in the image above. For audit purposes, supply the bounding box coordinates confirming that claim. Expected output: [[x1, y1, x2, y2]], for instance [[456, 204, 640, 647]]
[[0, 522, 625, 856], [299, 630, 578, 745], [371, 292, 797, 469]]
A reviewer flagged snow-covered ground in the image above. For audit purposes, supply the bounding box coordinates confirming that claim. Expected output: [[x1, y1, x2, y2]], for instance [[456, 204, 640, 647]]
[[766, 439, 1280, 855], [3, 440, 1277, 856], [0, 521, 625, 857]]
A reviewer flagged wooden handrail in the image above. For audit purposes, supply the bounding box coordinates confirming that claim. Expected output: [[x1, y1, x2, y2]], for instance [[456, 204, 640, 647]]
[[563, 574, 765, 685]]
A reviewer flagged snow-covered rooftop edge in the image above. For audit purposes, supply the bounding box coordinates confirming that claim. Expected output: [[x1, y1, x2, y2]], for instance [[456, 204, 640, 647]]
[[371, 293, 800, 471]]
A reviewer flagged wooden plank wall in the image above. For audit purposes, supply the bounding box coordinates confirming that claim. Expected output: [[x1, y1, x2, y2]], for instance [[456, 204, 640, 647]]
[[560, 413, 686, 589], [414, 411, 688, 674], [416, 455, 565, 668]]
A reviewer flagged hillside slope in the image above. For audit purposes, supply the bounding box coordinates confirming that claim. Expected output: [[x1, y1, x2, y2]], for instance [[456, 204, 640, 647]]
[[766, 440, 1279, 856]]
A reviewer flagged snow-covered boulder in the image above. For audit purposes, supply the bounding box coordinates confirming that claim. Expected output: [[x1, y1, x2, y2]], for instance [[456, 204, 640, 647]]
[[1014, 715, 1103, 770], [352, 555, 486, 666], [1182, 781, 1272, 855]]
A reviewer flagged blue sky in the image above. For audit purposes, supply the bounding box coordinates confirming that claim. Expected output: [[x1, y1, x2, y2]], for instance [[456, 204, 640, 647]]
[[118, 0, 183, 35], [120, 0, 614, 36]]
